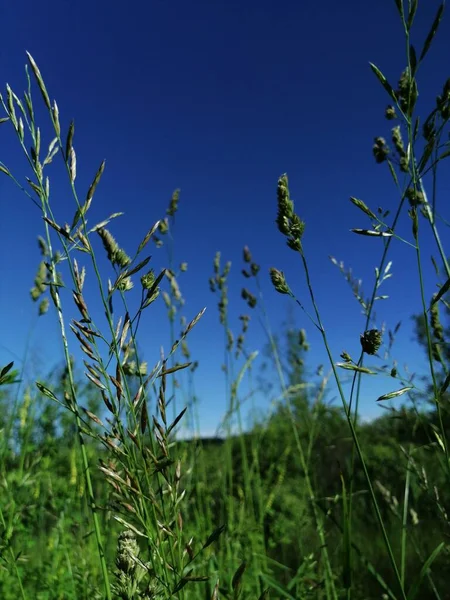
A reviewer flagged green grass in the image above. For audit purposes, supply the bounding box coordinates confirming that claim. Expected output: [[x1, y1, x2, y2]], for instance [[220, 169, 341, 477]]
[[1, 0, 450, 598]]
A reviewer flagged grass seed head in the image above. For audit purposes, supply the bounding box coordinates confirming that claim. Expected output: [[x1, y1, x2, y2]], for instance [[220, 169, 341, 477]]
[[116, 530, 139, 574], [391, 125, 405, 157], [39, 297, 49, 315], [250, 262, 260, 276], [243, 245, 252, 263], [167, 188, 180, 217], [276, 174, 305, 248], [141, 270, 156, 290], [405, 187, 424, 207], [269, 268, 290, 295], [385, 104, 397, 120], [360, 329, 382, 355], [373, 137, 390, 163], [97, 227, 131, 268]]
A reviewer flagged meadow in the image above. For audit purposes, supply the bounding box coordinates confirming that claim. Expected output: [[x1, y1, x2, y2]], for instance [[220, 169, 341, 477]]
[[1, 1, 450, 598]]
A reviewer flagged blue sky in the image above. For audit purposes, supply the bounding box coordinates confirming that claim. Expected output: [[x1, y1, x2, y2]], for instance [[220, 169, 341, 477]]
[[1, 0, 449, 435]]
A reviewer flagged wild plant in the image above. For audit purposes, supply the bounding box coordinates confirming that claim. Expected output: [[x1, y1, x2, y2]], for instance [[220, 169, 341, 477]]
[[0, 53, 225, 600], [270, 1, 450, 598], [1, 0, 449, 598]]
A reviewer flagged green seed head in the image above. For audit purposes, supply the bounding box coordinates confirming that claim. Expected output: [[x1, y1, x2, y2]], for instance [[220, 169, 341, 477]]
[[276, 174, 305, 248], [372, 137, 390, 163], [399, 156, 409, 173], [340, 351, 352, 363], [115, 530, 139, 575], [360, 329, 382, 355], [158, 218, 169, 235], [117, 276, 133, 291], [37, 235, 49, 256], [114, 248, 132, 269], [391, 125, 405, 157], [241, 288, 257, 308], [269, 268, 290, 295], [97, 227, 118, 262], [167, 188, 180, 217], [250, 262, 260, 276], [243, 245, 252, 263], [405, 187, 424, 207], [385, 105, 397, 120], [39, 297, 49, 316], [141, 270, 156, 290]]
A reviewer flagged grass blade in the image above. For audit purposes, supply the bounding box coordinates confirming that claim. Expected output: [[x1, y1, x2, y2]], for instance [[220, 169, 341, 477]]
[[369, 63, 397, 102], [419, 3, 445, 62], [406, 542, 445, 600], [430, 275, 450, 306]]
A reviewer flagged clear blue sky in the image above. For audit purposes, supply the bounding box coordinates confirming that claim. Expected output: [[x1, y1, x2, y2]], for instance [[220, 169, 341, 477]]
[[1, 0, 449, 435]]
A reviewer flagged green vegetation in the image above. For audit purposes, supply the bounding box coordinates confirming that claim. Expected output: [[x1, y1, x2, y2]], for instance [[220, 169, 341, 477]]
[[1, 1, 450, 598]]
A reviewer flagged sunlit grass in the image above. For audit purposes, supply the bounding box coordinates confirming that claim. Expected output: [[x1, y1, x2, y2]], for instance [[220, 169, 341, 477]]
[[1, 1, 450, 599]]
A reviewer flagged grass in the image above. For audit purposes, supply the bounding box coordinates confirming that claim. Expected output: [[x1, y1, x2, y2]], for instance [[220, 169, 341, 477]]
[[1, 0, 450, 598]]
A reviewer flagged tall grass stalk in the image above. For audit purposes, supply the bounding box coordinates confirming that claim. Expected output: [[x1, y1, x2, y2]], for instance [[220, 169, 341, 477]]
[[271, 1, 450, 598], [0, 53, 212, 600], [240, 249, 338, 598]]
